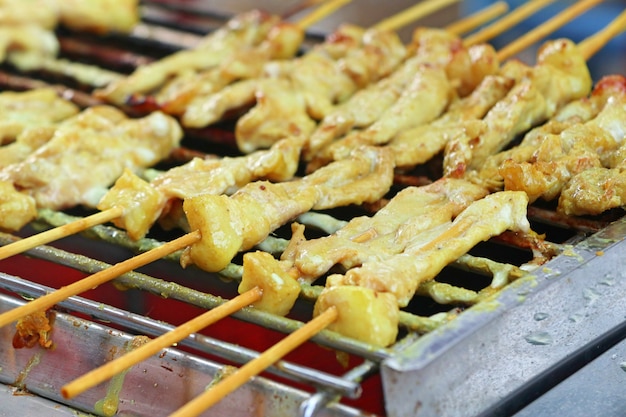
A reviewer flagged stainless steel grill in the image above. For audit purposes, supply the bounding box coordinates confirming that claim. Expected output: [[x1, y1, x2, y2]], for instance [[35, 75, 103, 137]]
[[1, 1, 626, 416]]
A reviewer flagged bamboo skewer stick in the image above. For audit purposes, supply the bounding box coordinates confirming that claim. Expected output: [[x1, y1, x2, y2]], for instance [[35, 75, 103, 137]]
[[60, 286, 264, 400], [463, 0, 558, 46], [169, 307, 338, 417], [0, 230, 201, 329], [577, 7, 626, 60], [373, 0, 461, 31], [444, 1, 509, 36], [0, 206, 124, 261], [496, 0, 606, 61], [295, 0, 353, 30]]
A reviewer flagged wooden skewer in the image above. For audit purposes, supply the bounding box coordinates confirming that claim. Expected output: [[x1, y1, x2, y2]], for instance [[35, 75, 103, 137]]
[[444, 1, 509, 36], [168, 307, 338, 417], [578, 7, 626, 60], [0, 206, 124, 261], [0, 230, 201, 329], [295, 0, 353, 30], [496, 0, 607, 61], [373, 0, 462, 32], [61, 286, 264, 400], [463, 0, 558, 47]]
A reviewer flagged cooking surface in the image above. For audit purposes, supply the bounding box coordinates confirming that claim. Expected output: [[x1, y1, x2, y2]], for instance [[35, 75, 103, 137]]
[[1, 1, 626, 416]]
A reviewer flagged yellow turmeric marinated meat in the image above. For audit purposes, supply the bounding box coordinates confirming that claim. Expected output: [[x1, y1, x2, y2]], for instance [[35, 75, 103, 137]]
[[280, 178, 488, 282], [0, 106, 182, 231], [181, 24, 406, 145], [0, 88, 79, 144], [327, 191, 531, 307], [444, 39, 592, 176], [304, 28, 500, 161], [498, 82, 626, 203], [99, 136, 304, 240], [180, 145, 394, 273], [470, 75, 626, 192], [95, 10, 285, 105]]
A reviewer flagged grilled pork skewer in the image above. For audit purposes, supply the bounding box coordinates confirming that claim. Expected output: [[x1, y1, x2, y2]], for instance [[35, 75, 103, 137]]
[[0, 88, 79, 145], [0, 107, 183, 232], [318, 0, 601, 170], [180, 3, 511, 153], [497, 77, 626, 204], [95, 0, 355, 107], [468, 74, 626, 191], [0, 1, 503, 261]]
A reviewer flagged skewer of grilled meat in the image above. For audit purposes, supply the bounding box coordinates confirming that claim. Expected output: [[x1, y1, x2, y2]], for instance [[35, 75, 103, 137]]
[[0, 88, 79, 145], [312, 190, 531, 346], [470, 75, 626, 192], [98, 136, 304, 241], [180, 145, 394, 273], [95, 10, 304, 106], [0, 106, 183, 232], [180, 23, 406, 152], [491, 75, 626, 210]]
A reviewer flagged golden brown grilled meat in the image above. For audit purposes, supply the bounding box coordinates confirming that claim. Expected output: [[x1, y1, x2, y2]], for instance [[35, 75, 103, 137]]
[[280, 178, 488, 282], [389, 74, 514, 169], [98, 136, 304, 240], [326, 190, 531, 308], [0, 106, 182, 231], [498, 77, 626, 204], [444, 39, 593, 176], [56, 0, 139, 34], [0, 88, 79, 144], [470, 74, 626, 192], [180, 145, 394, 273], [96, 10, 287, 105], [181, 24, 406, 152], [303, 28, 500, 161]]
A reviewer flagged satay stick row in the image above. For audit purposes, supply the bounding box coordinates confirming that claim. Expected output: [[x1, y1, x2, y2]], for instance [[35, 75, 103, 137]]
[[96, 0, 461, 109], [0, 1, 505, 260]]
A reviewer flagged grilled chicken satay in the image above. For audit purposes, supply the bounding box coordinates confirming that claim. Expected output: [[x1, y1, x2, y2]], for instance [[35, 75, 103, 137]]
[[559, 167, 626, 216], [388, 74, 514, 169], [0, 24, 59, 65], [323, 190, 530, 306], [0, 106, 182, 231], [180, 145, 394, 273], [97, 136, 304, 240], [470, 75, 626, 192], [0, 0, 60, 29], [236, 177, 487, 322], [280, 178, 488, 282], [306, 190, 530, 346], [0, 88, 79, 144], [444, 39, 592, 176], [95, 10, 294, 106], [180, 25, 406, 151], [56, 0, 139, 34], [307, 29, 500, 163], [494, 77, 626, 208]]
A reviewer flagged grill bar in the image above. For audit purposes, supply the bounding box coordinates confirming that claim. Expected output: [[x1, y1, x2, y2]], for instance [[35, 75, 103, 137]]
[[0, 272, 361, 399]]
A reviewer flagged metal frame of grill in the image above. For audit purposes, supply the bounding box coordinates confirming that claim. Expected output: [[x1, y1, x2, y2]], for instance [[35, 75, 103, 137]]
[[1, 1, 626, 416]]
